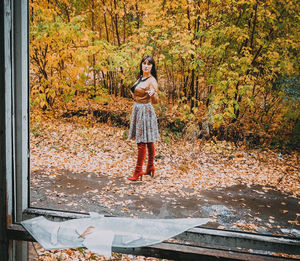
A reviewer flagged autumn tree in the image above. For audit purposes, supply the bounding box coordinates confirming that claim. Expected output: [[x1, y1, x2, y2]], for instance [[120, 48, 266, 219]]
[[30, 0, 299, 146]]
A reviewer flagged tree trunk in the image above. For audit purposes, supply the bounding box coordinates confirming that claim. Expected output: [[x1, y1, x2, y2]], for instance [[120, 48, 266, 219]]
[[113, 0, 121, 46], [195, 75, 199, 107], [104, 13, 109, 42], [190, 69, 195, 112], [91, 0, 96, 91]]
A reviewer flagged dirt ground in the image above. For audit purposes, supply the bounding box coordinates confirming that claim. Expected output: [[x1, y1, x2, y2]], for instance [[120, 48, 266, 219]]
[[30, 169, 300, 237], [28, 119, 300, 260]]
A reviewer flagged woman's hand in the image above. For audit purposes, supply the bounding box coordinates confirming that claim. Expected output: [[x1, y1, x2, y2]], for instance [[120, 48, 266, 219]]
[[146, 90, 155, 96]]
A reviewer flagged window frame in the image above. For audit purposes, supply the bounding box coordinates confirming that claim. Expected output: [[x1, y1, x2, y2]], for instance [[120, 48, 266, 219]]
[[1, 0, 299, 260]]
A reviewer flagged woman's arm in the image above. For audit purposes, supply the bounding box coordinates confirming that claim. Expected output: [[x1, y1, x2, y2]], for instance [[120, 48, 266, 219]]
[[148, 78, 159, 104]]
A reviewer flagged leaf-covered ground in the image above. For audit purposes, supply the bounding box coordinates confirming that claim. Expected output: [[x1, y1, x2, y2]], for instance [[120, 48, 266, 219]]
[[29, 111, 300, 260], [30, 117, 299, 199], [28, 242, 167, 261]]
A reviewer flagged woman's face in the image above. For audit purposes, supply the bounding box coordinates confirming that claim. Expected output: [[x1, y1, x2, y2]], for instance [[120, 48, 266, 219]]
[[142, 59, 153, 73]]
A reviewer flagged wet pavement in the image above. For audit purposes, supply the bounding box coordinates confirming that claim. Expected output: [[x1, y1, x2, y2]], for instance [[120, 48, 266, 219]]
[[30, 170, 300, 238]]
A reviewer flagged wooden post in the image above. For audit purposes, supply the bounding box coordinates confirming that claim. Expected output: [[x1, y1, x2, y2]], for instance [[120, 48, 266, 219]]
[[0, 0, 9, 259], [1, 0, 29, 260], [13, 0, 29, 259]]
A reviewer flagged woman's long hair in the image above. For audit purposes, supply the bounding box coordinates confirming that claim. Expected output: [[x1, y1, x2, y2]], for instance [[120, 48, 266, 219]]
[[139, 56, 157, 81]]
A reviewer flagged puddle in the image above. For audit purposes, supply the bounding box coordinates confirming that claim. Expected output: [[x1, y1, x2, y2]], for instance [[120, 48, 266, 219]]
[[30, 170, 300, 238]]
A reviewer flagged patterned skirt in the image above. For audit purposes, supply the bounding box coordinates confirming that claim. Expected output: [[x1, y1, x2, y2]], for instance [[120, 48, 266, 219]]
[[128, 102, 159, 143]]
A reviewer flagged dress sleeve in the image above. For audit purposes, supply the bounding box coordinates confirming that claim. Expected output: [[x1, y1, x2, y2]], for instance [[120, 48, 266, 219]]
[[149, 80, 159, 104]]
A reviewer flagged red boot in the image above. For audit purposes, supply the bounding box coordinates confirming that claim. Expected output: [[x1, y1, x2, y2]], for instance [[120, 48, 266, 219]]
[[128, 143, 146, 181], [145, 142, 155, 178]]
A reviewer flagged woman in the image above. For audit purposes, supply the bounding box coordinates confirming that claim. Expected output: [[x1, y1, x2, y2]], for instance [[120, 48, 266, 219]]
[[128, 56, 159, 181]]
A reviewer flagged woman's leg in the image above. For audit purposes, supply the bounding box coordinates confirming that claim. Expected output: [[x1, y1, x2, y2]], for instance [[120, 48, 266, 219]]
[[128, 142, 146, 181], [145, 142, 155, 177]]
